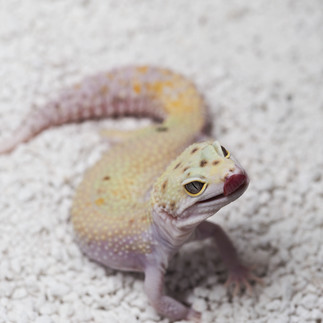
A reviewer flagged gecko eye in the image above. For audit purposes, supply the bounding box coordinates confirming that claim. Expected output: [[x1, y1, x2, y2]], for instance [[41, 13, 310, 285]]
[[221, 146, 230, 158], [184, 181, 207, 197]]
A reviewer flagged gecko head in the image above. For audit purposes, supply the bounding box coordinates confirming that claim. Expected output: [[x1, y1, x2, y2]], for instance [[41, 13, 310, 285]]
[[152, 140, 249, 228]]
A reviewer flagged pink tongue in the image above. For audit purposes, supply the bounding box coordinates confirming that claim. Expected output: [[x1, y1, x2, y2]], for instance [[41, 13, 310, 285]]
[[223, 174, 246, 196]]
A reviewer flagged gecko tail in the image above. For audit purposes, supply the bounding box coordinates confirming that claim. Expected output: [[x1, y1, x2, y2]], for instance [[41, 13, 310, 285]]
[[0, 135, 26, 154], [0, 68, 168, 155], [0, 107, 54, 154], [0, 138, 20, 154], [0, 66, 206, 155], [0, 95, 76, 154]]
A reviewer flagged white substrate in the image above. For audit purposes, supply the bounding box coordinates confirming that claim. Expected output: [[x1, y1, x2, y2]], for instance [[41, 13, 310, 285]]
[[0, 1, 322, 322]]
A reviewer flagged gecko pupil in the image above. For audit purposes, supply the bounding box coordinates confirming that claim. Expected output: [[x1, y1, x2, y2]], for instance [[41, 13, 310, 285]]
[[184, 181, 205, 195]]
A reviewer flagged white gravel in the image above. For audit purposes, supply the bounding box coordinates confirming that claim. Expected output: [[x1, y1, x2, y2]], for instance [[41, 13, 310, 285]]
[[0, 0, 322, 322]]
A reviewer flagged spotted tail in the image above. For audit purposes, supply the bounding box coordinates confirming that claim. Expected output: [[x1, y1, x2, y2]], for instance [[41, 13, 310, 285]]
[[0, 66, 206, 154]]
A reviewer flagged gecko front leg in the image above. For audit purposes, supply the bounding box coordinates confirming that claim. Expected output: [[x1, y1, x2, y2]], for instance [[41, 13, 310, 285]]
[[144, 266, 201, 322], [194, 221, 261, 295]]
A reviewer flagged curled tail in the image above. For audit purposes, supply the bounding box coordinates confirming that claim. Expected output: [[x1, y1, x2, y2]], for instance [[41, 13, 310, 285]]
[[0, 66, 206, 154]]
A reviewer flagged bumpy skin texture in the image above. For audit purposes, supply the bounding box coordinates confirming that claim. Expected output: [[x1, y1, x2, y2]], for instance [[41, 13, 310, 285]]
[[0, 66, 258, 322]]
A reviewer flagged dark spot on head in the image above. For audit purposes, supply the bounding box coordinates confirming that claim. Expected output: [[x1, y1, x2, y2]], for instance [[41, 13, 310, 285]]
[[187, 172, 191, 176], [162, 180, 168, 192], [212, 160, 220, 166], [183, 167, 189, 173], [174, 162, 181, 169], [200, 160, 207, 167], [170, 201, 175, 209], [191, 147, 198, 154], [161, 203, 166, 209], [156, 126, 168, 132], [103, 176, 110, 181]]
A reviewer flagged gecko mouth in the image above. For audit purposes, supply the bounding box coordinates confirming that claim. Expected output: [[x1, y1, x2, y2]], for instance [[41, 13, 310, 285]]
[[198, 174, 248, 204], [198, 194, 226, 204]]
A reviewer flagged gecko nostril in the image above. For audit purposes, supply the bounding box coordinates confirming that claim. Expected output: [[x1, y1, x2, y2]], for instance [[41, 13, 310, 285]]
[[223, 174, 246, 196]]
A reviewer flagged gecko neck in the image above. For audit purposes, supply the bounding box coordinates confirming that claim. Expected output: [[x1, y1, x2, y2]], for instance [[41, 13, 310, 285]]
[[150, 205, 206, 256]]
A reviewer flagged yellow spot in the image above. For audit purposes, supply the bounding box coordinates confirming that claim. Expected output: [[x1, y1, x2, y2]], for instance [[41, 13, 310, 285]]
[[137, 66, 148, 74], [95, 198, 105, 206], [147, 80, 173, 97], [100, 85, 109, 95], [133, 82, 141, 94]]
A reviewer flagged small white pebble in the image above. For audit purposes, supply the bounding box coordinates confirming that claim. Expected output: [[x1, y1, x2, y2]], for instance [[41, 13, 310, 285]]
[[259, 191, 270, 204], [193, 298, 207, 312], [255, 178, 274, 192], [10, 258, 22, 275], [48, 282, 71, 297], [208, 285, 227, 302], [311, 308, 323, 320], [39, 303, 55, 316], [34, 316, 53, 323], [301, 294, 318, 310], [58, 304, 74, 317], [266, 299, 281, 311], [295, 305, 311, 320], [12, 288, 27, 299]]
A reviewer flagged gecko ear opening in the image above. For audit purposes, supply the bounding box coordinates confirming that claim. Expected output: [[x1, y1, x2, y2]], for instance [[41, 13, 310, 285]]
[[221, 146, 230, 158], [212, 141, 230, 158]]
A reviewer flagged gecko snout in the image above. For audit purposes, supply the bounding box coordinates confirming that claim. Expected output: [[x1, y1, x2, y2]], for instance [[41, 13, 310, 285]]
[[223, 174, 247, 196]]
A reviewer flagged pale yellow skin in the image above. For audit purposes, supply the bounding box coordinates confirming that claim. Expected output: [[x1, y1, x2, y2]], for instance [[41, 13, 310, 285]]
[[69, 67, 209, 262], [0, 67, 257, 322]]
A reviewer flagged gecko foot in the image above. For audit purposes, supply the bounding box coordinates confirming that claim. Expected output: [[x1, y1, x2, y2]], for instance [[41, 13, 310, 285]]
[[225, 264, 263, 296]]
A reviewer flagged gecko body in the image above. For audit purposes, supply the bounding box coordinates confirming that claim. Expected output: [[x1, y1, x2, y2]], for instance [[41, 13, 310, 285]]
[[0, 66, 258, 321]]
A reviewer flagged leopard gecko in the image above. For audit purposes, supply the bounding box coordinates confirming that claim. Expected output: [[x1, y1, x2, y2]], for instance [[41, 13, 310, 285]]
[[0, 66, 259, 321]]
